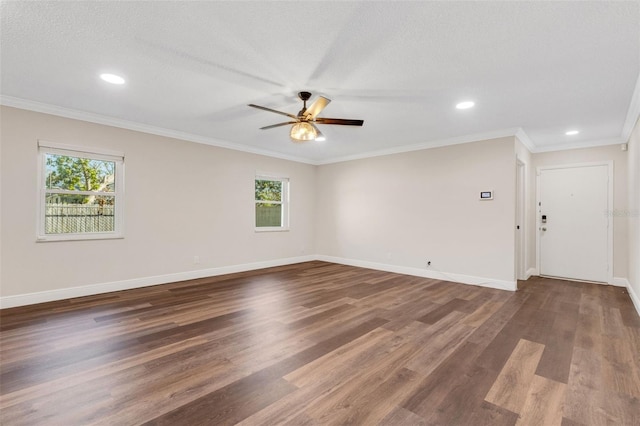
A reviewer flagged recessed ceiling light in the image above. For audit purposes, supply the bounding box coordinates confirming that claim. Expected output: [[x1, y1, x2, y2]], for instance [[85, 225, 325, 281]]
[[565, 130, 579, 136], [456, 101, 475, 110], [100, 73, 125, 85]]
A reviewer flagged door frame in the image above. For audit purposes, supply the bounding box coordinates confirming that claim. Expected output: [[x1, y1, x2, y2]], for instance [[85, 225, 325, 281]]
[[515, 159, 526, 281], [535, 161, 613, 284]]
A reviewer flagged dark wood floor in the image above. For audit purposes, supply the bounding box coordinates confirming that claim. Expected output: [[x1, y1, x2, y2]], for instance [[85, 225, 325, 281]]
[[1, 261, 639, 425]]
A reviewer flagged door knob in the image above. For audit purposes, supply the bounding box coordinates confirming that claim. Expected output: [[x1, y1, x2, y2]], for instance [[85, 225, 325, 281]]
[[542, 227, 547, 231]]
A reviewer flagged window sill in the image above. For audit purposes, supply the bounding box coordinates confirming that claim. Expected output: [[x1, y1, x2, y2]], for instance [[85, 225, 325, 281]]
[[254, 227, 290, 233], [37, 233, 124, 242]]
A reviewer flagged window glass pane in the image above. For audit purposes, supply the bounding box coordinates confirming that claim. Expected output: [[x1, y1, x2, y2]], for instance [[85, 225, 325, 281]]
[[45, 153, 116, 192], [255, 179, 282, 202], [45, 194, 115, 234], [255, 203, 282, 227]]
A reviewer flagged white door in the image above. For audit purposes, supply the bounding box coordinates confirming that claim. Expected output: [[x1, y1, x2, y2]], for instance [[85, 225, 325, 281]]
[[539, 164, 610, 282]]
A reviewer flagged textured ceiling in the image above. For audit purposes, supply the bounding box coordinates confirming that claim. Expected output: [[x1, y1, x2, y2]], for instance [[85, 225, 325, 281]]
[[1, 1, 639, 163]]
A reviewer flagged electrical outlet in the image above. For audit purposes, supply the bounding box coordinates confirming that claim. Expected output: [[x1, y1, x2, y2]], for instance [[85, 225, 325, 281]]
[[194, 256, 200, 265]]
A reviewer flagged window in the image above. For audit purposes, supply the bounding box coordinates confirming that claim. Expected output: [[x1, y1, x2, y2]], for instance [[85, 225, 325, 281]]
[[38, 141, 124, 241], [255, 176, 289, 231]]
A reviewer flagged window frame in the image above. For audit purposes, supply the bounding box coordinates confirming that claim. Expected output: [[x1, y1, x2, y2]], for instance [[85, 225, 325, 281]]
[[254, 174, 289, 232], [37, 140, 125, 242]]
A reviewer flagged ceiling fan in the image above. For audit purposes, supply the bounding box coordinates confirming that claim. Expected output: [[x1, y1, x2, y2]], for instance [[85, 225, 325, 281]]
[[248, 91, 364, 142]]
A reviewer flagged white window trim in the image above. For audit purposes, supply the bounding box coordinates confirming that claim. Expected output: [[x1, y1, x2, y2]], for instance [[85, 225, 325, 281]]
[[37, 140, 125, 242], [255, 175, 289, 232]]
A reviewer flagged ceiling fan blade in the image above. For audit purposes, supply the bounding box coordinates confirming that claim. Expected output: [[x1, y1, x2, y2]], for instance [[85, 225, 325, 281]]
[[260, 121, 298, 130], [304, 96, 331, 119], [248, 104, 298, 119], [315, 118, 364, 126]]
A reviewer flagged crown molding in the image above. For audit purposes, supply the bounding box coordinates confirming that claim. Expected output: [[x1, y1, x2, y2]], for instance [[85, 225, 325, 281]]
[[514, 128, 536, 152], [1, 96, 524, 165], [0, 96, 316, 165], [3, 94, 634, 166], [622, 72, 640, 143], [315, 128, 523, 165], [532, 137, 625, 153]]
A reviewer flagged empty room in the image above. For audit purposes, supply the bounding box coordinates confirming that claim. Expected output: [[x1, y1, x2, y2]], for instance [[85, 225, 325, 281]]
[[1, 1, 639, 425]]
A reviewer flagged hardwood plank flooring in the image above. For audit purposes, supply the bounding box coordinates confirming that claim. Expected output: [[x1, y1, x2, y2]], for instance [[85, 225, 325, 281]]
[[1, 261, 639, 425], [516, 375, 566, 426], [485, 339, 546, 414]]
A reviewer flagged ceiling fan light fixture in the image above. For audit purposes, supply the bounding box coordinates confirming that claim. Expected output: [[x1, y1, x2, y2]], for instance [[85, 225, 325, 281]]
[[290, 122, 317, 142]]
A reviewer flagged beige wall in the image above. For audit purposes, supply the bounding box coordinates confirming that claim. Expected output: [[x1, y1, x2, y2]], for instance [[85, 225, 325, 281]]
[[1, 104, 635, 305], [627, 117, 640, 305], [0, 106, 316, 298], [532, 145, 629, 279], [315, 137, 517, 283]]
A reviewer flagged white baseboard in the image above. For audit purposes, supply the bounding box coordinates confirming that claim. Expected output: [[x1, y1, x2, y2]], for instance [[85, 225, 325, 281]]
[[3, 255, 630, 316], [626, 281, 640, 318], [609, 277, 630, 287], [316, 255, 517, 292], [525, 268, 538, 280], [608, 277, 640, 318], [0, 255, 316, 309], [0, 254, 528, 309]]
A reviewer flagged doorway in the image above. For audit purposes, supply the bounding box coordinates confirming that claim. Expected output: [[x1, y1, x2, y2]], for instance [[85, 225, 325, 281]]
[[537, 162, 612, 283]]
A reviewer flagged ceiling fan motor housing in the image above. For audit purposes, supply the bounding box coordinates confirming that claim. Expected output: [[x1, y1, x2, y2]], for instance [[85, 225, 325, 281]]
[[298, 91, 312, 101]]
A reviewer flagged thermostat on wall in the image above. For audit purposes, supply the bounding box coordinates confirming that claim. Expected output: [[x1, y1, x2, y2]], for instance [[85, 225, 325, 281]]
[[480, 191, 493, 200]]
